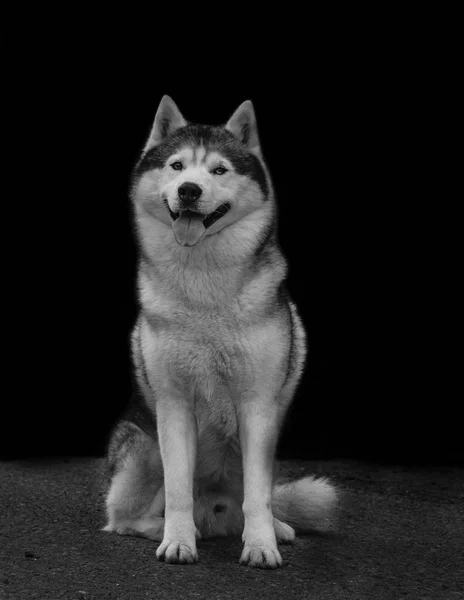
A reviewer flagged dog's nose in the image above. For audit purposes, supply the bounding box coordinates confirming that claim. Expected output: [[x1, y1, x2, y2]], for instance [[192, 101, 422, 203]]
[[178, 182, 202, 206]]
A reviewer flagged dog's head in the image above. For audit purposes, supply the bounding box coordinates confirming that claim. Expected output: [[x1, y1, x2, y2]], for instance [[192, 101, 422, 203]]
[[132, 96, 271, 247]]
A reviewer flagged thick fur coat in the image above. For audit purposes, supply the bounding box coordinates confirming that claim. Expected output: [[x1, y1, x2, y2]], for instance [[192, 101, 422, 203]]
[[103, 96, 337, 569]]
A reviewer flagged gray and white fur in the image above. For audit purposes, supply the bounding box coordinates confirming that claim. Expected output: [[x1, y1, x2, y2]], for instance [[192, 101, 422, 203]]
[[102, 96, 337, 569]]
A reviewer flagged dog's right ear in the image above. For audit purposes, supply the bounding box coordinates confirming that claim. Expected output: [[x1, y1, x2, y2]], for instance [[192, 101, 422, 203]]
[[143, 95, 187, 152]]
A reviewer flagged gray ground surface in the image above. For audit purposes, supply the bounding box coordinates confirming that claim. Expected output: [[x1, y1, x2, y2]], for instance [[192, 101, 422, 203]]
[[1, 458, 463, 600]]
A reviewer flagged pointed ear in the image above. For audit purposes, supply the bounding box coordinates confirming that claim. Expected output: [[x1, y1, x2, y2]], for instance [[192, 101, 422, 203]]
[[143, 95, 187, 152], [225, 100, 261, 153]]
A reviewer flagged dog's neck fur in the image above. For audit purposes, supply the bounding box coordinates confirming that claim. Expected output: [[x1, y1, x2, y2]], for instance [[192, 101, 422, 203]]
[[136, 207, 287, 317]]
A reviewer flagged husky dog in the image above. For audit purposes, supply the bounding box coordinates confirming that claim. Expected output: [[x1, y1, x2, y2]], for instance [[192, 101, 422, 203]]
[[103, 96, 337, 569]]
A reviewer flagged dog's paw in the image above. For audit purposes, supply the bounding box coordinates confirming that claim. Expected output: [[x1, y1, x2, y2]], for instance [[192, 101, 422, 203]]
[[239, 544, 282, 569], [102, 517, 166, 541], [156, 540, 198, 564], [273, 518, 296, 544]]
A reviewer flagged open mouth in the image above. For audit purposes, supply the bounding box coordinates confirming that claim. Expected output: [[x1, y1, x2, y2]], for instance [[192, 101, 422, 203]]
[[164, 201, 231, 229], [164, 200, 231, 247]]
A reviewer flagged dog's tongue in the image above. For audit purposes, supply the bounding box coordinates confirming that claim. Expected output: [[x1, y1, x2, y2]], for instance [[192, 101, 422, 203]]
[[172, 211, 206, 246]]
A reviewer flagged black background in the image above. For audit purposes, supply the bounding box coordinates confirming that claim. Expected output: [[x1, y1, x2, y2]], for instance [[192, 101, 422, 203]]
[[3, 37, 460, 466]]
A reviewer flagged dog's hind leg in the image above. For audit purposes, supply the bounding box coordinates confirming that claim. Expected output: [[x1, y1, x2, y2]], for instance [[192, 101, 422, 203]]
[[102, 421, 166, 541], [273, 518, 295, 544]]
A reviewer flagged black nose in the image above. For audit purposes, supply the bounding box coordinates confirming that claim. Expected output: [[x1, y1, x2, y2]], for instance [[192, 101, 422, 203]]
[[178, 182, 202, 206]]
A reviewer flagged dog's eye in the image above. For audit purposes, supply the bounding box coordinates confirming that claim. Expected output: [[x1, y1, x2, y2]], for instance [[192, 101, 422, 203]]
[[171, 162, 183, 171], [213, 166, 227, 175]]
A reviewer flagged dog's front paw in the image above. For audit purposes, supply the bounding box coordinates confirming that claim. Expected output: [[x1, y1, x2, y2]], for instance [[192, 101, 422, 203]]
[[156, 539, 198, 564], [239, 544, 282, 569]]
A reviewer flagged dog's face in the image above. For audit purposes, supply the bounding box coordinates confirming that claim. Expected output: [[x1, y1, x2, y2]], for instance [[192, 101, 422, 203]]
[[132, 97, 271, 247]]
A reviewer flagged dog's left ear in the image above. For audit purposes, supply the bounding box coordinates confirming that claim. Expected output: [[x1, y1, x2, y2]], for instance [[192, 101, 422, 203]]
[[225, 100, 261, 154], [143, 95, 187, 152]]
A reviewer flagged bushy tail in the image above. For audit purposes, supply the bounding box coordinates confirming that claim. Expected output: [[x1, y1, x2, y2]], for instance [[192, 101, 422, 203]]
[[272, 476, 338, 532]]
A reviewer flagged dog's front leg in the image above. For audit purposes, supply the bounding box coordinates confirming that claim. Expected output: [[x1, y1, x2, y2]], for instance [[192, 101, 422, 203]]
[[155, 395, 198, 564], [238, 399, 282, 569]]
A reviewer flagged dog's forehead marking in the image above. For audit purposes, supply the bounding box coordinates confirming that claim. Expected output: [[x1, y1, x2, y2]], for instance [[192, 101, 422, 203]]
[[170, 145, 206, 165], [195, 146, 206, 164], [174, 145, 228, 168]]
